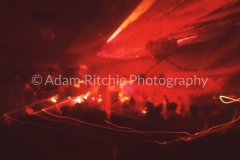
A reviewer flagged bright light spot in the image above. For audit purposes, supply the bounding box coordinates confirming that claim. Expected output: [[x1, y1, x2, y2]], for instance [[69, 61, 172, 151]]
[[51, 96, 58, 103], [98, 98, 102, 103], [74, 80, 85, 88], [80, 65, 87, 70], [92, 97, 95, 100], [177, 35, 198, 44], [74, 82, 80, 88], [119, 98, 125, 102], [75, 97, 82, 103], [142, 110, 147, 114], [107, 0, 156, 42], [26, 108, 34, 115], [83, 95, 87, 100]]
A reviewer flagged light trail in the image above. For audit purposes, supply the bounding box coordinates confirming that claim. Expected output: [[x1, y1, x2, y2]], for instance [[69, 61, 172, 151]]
[[220, 95, 240, 104], [107, 0, 156, 42], [3, 96, 240, 145]]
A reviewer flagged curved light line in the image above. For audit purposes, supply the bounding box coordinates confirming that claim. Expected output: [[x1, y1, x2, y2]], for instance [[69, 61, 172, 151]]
[[220, 95, 240, 104]]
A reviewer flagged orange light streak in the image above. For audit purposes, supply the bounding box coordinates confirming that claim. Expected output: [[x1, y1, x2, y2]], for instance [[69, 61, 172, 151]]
[[107, 0, 156, 42]]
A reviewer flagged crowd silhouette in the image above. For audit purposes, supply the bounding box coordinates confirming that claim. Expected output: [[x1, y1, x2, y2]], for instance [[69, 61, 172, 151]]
[[49, 94, 238, 133]]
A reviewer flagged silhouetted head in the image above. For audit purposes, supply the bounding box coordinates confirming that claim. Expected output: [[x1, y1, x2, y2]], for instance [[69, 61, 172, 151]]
[[74, 102, 83, 108], [145, 101, 154, 112], [189, 104, 199, 116], [129, 96, 136, 105], [167, 102, 178, 111], [155, 103, 163, 113]]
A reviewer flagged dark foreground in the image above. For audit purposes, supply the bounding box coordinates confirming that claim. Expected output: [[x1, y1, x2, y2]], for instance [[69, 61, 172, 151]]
[[1, 116, 240, 160]]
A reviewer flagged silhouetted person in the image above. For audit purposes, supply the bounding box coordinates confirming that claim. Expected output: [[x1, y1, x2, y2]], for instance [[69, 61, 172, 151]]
[[189, 104, 199, 117], [166, 102, 182, 125], [122, 102, 130, 113], [145, 101, 155, 122], [155, 103, 164, 117], [129, 96, 136, 106], [60, 105, 67, 116], [184, 104, 206, 133], [153, 103, 165, 127], [198, 105, 211, 127]]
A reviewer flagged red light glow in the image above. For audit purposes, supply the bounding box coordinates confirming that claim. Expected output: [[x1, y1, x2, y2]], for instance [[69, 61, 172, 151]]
[[107, 0, 156, 42]]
